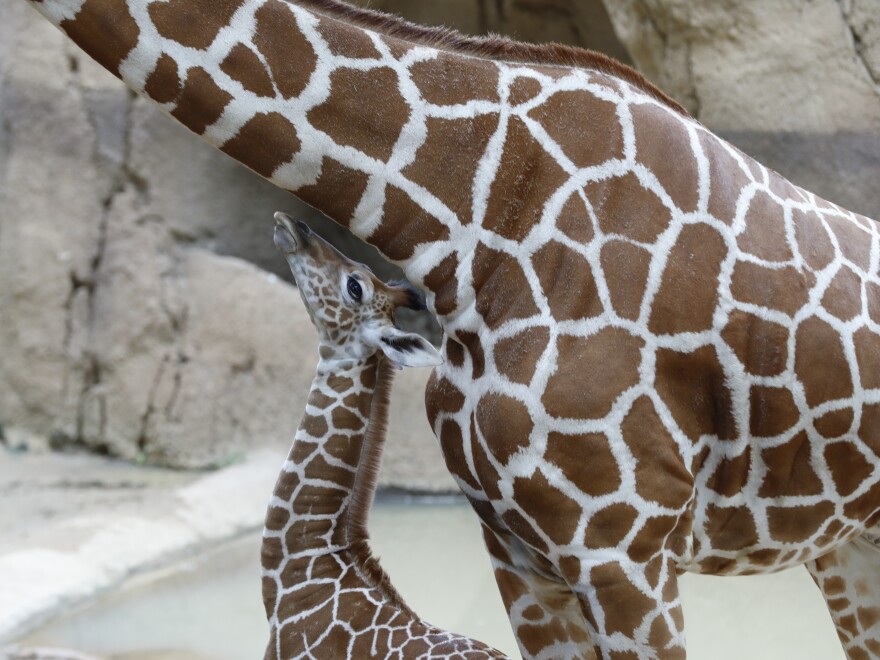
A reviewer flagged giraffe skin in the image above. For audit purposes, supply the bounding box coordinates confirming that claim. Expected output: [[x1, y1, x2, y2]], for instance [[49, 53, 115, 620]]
[[263, 212, 508, 659], [23, 0, 880, 657]]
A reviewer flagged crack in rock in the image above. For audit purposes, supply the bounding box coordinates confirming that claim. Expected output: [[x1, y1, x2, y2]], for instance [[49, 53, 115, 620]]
[[837, 0, 880, 86]]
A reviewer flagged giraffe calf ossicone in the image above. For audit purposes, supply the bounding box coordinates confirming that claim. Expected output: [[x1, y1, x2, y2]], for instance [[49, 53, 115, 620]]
[[261, 212, 509, 659]]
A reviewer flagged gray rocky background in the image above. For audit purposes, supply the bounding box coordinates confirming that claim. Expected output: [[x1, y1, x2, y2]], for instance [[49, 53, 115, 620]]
[[1, 0, 879, 481]]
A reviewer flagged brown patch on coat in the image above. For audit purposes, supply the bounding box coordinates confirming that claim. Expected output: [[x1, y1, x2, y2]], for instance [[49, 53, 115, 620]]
[[409, 52, 499, 105], [372, 186, 450, 261], [586, 173, 671, 243], [472, 243, 540, 329], [867, 283, 880, 326], [300, 414, 329, 438], [749, 386, 799, 437], [316, 16, 380, 58], [509, 77, 543, 105], [403, 114, 499, 224], [303, 452, 355, 487], [144, 54, 180, 104], [622, 396, 693, 508], [737, 191, 792, 262], [501, 509, 549, 554], [254, 2, 316, 99], [795, 317, 854, 408], [589, 562, 656, 637], [264, 506, 289, 533], [483, 118, 569, 242], [601, 240, 652, 321], [556, 192, 595, 244], [767, 501, 835, 543], [544, 432, 621, 497], [828, 217, 872, 271], [284, 519, 333, 552], [149, 0, 239, 50], [493, 326, 550, 385], [854, 327, 880, 389], [631, 102, 699, 213], [220, 44, 275, 97], [476, 392, 534, 465], [531, 240, 603, 320], [824, 442, 874, 498], [295, 157, 371, 227], [423, 253, 459, 316], [814, 408, 854, 438], [584, 503, 640, 549], [721, 310, 789, 377], [517, 619, 575, 657], [705, 448, 751, 498], [699, 133, 751, 224], [330, 406, 363, 431], [61, 0, 140, 77], [424, 373, 465, 429], [703, 504, 759, 552], [655, 345, 737, 442], [437, 419, 480, 490], [649, 224, 726, 335], [471, 426, 503, 500], [308, 66, 408, 162], [543, 329, 644, 420], [170, 67, 233, 135], [759, 431, 824, 497], [529, 91, 623, 168], [513, 470, 582, 545], [793, 208, 836, 270], [628, 515, 681, 562], [221, 112, 300, 178], [823, 266, 863, 322], [456, 331, 485, 379], [730, 262, 811, 317]]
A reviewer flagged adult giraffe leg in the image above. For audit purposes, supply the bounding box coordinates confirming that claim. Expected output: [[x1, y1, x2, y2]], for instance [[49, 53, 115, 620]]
[[480, 524, 597, 660], [571, 555, 686, 660], [806, 528, 880, 659]]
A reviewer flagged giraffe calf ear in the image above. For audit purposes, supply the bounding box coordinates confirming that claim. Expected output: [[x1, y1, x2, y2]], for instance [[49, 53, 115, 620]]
[[377, 326, 443, 368]]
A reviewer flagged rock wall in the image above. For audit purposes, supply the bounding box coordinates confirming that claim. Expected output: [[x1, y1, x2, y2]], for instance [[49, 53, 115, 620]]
[[603, 0, 880, 219], [2, 0, 879, 484], [0, 3, 448, 479]]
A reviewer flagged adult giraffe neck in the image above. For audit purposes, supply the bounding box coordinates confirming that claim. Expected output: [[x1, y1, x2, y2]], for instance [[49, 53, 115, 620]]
[[261, 354, 411, 620], [24, 0, 504, 282]]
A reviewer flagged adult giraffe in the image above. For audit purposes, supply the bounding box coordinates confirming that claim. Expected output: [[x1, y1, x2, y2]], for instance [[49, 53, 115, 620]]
[[24, 0, 880, 658]]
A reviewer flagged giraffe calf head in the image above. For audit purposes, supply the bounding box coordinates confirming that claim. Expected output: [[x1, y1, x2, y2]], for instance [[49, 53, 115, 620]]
[[274, 212, 442, 368]]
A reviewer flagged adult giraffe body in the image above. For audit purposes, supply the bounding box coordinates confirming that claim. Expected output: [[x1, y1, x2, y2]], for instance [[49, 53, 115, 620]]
[[24, 0, 880, 658]]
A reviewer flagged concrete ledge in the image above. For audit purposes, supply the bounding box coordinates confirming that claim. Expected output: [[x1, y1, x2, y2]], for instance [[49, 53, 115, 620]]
[[0, 449, 284, 642]]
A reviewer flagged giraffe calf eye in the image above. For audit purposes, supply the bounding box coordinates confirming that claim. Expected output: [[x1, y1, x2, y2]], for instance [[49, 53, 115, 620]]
[[347, 276, 363, 303]]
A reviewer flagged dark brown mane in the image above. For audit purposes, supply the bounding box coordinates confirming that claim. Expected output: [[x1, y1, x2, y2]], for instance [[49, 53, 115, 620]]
[[294, 0, 688, 116], [345, 357, 416, 618]]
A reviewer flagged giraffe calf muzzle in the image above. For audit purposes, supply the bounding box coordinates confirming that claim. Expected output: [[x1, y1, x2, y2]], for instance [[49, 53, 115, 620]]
[[273, 211, 306, 253]]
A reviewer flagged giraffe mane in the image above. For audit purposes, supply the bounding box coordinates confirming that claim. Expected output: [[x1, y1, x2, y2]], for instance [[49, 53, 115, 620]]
[[346, 356, 416, 618], [293, 0, 689, 116]]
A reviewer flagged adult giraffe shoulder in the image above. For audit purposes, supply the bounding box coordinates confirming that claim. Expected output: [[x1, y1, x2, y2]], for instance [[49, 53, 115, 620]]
[[264, 211, 508, 658], [25, 1, 880, 658]]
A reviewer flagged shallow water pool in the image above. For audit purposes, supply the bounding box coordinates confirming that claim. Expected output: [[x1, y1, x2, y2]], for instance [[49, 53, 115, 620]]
[[21, 502, 843, 659]]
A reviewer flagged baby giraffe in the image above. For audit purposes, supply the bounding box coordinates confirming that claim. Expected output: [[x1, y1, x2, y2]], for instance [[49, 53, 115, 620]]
[[262, 212, 508, 659]]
